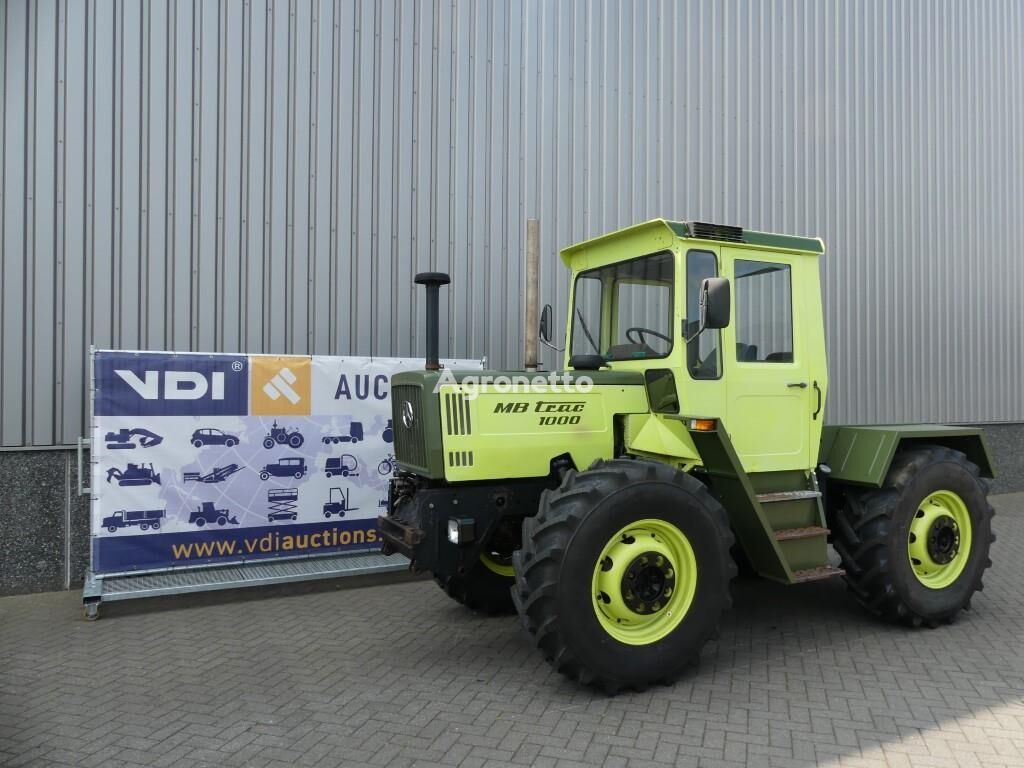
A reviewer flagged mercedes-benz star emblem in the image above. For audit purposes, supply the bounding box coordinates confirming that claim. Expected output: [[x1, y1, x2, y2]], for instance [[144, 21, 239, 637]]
[[401, 400, 415, 429]]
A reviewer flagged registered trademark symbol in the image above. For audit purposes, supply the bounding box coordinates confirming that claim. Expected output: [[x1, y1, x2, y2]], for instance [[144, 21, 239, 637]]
[[231, 360, 243, 372]]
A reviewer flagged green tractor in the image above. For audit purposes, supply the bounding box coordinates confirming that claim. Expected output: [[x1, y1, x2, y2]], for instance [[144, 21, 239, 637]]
[[379, 220, 995, 692]]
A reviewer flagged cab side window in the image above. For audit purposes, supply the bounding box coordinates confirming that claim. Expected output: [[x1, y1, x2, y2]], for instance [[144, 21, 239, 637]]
[[734, 259, 793, 362], [685, 250, 721, 379]]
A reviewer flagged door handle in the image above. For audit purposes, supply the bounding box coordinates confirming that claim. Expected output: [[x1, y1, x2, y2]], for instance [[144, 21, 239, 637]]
[[813, 381, 823, 420], [787, 382, 808, 388]]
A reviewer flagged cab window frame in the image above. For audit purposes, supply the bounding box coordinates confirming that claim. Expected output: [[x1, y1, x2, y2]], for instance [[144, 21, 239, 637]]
[[569, 250, 676, 362], [685, 248, 723, 381]]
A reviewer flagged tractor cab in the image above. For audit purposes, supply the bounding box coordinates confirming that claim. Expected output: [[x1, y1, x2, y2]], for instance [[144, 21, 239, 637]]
[[554, 219, 828, 475]]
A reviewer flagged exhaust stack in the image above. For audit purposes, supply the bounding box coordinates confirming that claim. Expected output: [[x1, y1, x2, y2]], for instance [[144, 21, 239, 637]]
[[414, 272, 450, 370]]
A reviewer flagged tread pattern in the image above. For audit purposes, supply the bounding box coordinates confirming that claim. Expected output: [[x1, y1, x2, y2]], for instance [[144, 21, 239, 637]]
[[830, 445, 994, 626], [434, 565, 515, 615], [511, 459, 736, 693]]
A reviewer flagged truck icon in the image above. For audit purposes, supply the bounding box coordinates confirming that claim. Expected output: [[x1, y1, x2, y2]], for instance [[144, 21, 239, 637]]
[[191, 428, 239, 448], [263, 421, 304, 449], [106, 463, 161, 486], [324, 454, 359, 478], [322, 422, 363, 444], [323, 488, 358, 519], [259, 457, 307, 481], [101, 509, 165, 532], [189, 501, 238, 527]]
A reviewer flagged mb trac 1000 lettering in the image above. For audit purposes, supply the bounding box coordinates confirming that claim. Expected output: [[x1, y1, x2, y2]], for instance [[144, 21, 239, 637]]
[[379, 220, 995, 693]]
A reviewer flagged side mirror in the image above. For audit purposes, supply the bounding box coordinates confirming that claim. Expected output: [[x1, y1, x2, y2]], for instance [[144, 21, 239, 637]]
[[686, 277, 731, 343], [701, 277, 731, 329], [539, 304, 553, 343]]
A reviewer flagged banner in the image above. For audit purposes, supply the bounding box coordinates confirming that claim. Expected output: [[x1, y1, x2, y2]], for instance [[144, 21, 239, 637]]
[[91, 350, 482, 574]]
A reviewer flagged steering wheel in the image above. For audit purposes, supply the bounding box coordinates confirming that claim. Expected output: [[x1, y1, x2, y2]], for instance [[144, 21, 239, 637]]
[[626, 327, 672, 347]]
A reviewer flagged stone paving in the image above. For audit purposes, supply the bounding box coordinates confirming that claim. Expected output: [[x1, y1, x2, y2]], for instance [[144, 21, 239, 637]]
[[1, 495, 1023, 768]]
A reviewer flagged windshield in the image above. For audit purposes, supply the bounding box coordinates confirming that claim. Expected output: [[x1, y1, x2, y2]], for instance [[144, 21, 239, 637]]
[[570, 251, 675, 361]]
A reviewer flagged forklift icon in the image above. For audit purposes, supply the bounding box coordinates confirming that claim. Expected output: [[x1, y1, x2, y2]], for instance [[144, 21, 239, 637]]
[[323, 488, 358, 519]]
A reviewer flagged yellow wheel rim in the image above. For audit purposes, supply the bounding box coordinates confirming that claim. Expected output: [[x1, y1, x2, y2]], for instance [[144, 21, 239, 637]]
[[591, 519, 698, 645], [480, 551, 515, 578], [908, 490, 973, 589]]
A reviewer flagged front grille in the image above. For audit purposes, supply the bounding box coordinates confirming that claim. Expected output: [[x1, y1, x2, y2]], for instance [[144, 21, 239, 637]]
[[443, 392, 473, 436], [392, 384, 427, 470]]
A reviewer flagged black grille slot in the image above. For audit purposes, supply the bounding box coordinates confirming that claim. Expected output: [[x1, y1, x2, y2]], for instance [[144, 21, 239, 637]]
[[392, 384, 427, 470], [444, 392, 472, 436], [690, 221, 744, 243]]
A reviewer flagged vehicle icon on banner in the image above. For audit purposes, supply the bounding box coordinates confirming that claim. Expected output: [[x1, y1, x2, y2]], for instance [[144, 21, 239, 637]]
[[324, 454, 359, 478], [191, 428, 239, 448], [382, 419, 394, 444], [323, 488, 357, 518], [183, 464, 244, 484], [377, 454, 396, 476], [105, 427, 164, 449], [322, 422, 363, 444], [267, 488, 298, 522], [189, 501, 238, 527], [106, 463, 162, 486], [263, 421, 304, 449], [101, 509, 165, 532], [259, 457, 307, 481]]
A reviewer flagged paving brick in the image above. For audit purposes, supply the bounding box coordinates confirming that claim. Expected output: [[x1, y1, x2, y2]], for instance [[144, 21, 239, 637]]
[[1, 495, 1023, 767]]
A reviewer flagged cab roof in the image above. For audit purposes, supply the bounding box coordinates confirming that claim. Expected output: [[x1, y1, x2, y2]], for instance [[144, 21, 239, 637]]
[[560, 219, 825, 266]]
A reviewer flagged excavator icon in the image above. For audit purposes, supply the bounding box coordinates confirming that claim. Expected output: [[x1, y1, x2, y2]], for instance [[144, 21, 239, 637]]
[[105, 428, 163, 450]]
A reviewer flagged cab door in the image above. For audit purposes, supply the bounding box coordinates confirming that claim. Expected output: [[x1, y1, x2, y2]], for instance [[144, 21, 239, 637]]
[[723, 250, 813, 473]]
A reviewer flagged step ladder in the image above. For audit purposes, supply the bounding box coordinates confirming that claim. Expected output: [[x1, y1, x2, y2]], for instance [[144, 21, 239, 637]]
[[684, 418, 843, 585]]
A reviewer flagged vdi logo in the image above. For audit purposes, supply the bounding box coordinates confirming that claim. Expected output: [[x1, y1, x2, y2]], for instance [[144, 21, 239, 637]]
[[95, 352, 248, 416]]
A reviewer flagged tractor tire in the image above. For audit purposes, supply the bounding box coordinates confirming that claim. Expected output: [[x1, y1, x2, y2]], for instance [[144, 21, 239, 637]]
[[289, 434, 304, 448], [263, 438, 274, 449], [196, 518, 206, 527], [512, 459, 735, 693], [434, 557, 516, 615], [217, 516, 227, 526], [830, 445, 994, 626]]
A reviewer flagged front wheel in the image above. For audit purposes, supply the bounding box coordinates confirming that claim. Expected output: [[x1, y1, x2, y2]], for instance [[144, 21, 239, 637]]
[[512, 459, 735, 692], [435, 556, 516, 615], [830, 445, 994, 626], [262, 438, 274, 449]]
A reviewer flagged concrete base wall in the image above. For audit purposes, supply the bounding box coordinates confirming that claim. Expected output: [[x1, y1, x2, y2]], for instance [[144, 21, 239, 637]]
[[2, 423, 1023, 596]]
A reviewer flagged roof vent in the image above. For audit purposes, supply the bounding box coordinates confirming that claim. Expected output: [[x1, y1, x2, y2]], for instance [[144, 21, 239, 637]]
[[689, 221, 744, 243]]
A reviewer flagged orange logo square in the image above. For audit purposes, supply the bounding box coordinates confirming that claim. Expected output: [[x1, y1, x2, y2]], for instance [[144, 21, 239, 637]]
[[250, 356, 312, 416]]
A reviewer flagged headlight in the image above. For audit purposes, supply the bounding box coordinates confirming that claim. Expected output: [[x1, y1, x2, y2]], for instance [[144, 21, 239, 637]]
[[447, 517, 475, 544]]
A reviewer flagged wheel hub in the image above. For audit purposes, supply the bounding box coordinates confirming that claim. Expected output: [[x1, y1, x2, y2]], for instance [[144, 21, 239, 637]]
[[907, 489, 973, 589], [621, 552, 676, 614], [591, 520, 698, 646], [926, 515, 960, 564]]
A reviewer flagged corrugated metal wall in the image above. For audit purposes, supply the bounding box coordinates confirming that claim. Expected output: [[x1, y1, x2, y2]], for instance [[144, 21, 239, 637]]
[[2, 0, 1023, 447]]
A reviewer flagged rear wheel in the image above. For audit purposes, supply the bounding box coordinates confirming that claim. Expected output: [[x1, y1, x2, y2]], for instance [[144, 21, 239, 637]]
[[830, 445, 994, 626], [512, 459, 735, 692]]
